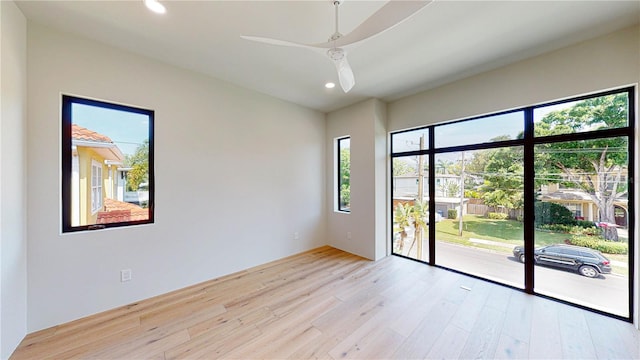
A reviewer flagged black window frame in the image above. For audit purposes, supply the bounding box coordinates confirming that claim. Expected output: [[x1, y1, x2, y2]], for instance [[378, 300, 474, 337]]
[[337, 136, 351, 213], [61, 95, 155, 233], [390, 86, 635, 322]]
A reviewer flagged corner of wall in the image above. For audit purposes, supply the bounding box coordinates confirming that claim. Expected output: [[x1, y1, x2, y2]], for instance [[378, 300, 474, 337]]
[[372, 99, 388, 260], [1, 1, 30, 357], [325, 98, 389, 261]]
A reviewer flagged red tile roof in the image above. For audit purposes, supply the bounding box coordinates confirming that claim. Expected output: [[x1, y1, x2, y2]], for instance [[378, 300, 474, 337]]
[[97, 198, 149, 224], [72, 124, 114, 143]]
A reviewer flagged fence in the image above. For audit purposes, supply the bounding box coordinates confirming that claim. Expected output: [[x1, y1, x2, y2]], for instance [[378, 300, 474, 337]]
[[466, 202, 522, 220]]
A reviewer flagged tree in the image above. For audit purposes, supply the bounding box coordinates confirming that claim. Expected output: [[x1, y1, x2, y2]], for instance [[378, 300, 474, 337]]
[[535, 94, 628, 240], [125, 139, 149, 191], [392, 158, 413, 176], [439, 181, 460, 197], [393, 203, 412, 253], [465, 136, 511, 176], [339, 147, 350, 208], [480, 147, 524, 214], [436, 159, 453, 174], [534, 202, 575, 227], [408, 200, 428, 260]]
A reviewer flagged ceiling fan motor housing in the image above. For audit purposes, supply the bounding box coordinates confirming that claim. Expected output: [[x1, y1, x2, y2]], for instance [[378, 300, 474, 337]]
[[328, 48, 345, 61]]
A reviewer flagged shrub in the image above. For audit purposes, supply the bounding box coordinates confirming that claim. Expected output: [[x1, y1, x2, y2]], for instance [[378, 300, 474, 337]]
[[537, 223, 603, 237], [487, 212, 508, 220], [568, 235, 598, 249], [568, 235, 628, 255], [464, 189, 480, 199], [576, 227, 603, 236], [538, 224, 574, 233], [575, 220, 597, 228], [534, 202, 575, 226], [447, 209, 457, 219]]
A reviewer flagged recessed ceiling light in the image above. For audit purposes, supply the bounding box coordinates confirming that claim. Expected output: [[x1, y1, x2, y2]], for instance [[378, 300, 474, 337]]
[[325, 82, 336, 89], [144, 0, 166, 14]]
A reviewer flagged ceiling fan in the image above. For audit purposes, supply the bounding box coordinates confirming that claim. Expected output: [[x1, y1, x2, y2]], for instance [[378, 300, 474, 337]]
[[241, 0, 432, 93]]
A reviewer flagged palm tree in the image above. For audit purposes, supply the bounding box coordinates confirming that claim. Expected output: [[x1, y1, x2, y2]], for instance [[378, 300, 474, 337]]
[[393, 203, 412, 253], [436, 159, 453, 174], [408, 200, 428, 260]]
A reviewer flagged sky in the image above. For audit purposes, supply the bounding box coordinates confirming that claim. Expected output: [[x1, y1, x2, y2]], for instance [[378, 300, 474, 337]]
[[392, 100, 581, 155], [72, 103, 149, 157]]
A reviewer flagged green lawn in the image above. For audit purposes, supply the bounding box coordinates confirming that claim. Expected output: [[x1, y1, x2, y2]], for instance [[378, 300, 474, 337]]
[[435, 215, 569, 246]]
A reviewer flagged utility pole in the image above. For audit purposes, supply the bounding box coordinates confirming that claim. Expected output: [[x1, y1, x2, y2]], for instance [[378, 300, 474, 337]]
[[416, 135, 425, 259], [459, 151, 465, 237]]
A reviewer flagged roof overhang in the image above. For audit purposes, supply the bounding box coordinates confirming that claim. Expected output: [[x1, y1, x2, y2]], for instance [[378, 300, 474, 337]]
[[73, 139, 125, 162]]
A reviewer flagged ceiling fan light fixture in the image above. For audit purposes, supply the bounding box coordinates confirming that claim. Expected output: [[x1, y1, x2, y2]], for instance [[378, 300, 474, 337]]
[[144, 0, 166, 14], [327, 48, 345, 61]]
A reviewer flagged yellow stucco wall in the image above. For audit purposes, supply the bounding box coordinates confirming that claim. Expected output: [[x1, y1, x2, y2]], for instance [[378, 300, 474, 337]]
[[76, 147, 108, 225]]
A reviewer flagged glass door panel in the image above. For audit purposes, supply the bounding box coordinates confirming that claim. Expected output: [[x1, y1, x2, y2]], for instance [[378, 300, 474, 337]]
[[533, 138, 629, 317], [434, 148, 524, 288], [392, 154, 429, 262]]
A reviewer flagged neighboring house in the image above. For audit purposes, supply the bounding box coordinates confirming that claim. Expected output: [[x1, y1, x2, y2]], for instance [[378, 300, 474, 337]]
[[539, 182, 629, 228], [71, 124, 147, 226], [394, 173, 465, 198], [393, 174, 468, 218]]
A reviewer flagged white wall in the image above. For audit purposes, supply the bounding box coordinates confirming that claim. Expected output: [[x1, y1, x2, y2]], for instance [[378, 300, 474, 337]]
[[26, 23, 326, 332], [0, 1, 28, 358], [389, 25, 640, 131], [388, 25, 640, 325], [326, 99, 387, 260]]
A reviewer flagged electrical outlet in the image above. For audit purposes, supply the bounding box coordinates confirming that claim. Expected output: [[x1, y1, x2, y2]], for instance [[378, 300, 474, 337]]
[[347, 231, 352, 240], [294, 232, 299, 240], [120, 269, 132, 282]]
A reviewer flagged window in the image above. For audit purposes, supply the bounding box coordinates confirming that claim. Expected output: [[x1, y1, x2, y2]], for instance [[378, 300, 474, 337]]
[[534, 95, 629, 136], [391, 127, 429, 153], [337, 137, 350, 212], [62, 95, 154, 232], [391, 87, 634, 320], [434, 111, 524, 148], [564, 203, 582, 218], [91, 160, 103, 214]]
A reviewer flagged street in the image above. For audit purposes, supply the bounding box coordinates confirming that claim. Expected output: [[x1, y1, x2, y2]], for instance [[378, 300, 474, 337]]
[[434, 241, 629, 317]]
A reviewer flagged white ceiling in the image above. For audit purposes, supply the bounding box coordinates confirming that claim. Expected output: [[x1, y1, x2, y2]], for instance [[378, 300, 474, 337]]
[[16, 0, 640, 113]]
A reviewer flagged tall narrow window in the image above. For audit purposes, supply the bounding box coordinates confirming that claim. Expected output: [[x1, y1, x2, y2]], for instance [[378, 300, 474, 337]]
[[337, 137, 351, 212], [62, 95, 154, 232], [91, 160, 103, 214]]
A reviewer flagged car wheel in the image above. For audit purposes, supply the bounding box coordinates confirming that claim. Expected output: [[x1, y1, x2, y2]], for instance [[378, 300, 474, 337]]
[[519, 254, 525, 263], [579, 265, 598, 278]]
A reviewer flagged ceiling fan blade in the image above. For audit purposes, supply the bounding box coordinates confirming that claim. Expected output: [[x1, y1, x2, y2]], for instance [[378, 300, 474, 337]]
[[242, 1, 432, 49], [240, 35, 317, 50], [326, 0, 433, 48], [333, 54, 355, 93]]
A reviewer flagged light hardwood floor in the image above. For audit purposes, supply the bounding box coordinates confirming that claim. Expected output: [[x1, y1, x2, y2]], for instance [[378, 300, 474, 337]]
[[11, 246, 640, 359]]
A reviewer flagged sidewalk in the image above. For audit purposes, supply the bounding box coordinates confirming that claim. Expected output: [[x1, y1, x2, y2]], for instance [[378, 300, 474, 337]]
[[469, 237, 515, 249], [469, 237, 627, 268]]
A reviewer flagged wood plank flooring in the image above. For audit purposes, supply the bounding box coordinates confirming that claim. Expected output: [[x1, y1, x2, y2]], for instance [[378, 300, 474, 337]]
[[10, 246, 640, 359]]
